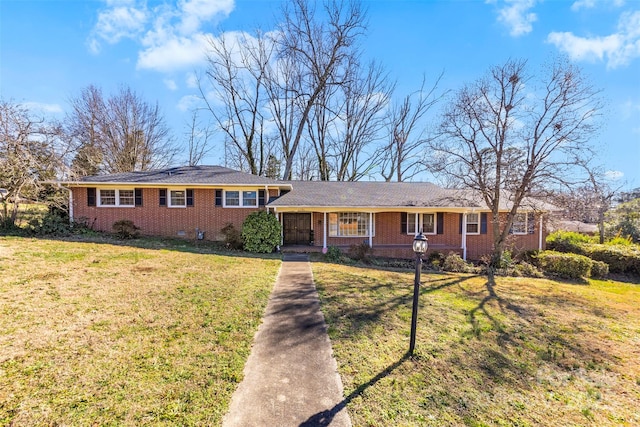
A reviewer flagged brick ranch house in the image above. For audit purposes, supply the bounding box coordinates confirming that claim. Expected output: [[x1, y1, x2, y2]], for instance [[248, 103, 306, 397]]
[[61, 165, 552, 260]]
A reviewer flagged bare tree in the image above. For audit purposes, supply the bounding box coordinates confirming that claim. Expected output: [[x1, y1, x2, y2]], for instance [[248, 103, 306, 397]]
[[0, 100, 67, 226], [379, 73, 445, 182], [429, 58, 602, 273], [276, 0, 366, 179], [67, 84, 176, 174], [199, 32, 274, 175], [184, 111, 215, 166]]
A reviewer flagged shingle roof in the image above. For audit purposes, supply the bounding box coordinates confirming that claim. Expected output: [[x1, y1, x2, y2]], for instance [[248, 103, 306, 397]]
[[268, 181, 486, 209], [67, 165, 286, 187]]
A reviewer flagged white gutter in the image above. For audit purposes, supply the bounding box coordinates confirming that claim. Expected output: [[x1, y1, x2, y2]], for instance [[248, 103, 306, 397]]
[[369, 212, 373, 247]]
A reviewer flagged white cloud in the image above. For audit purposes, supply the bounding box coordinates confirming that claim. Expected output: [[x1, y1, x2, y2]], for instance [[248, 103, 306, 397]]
[[23, 102, 64, 114], [496, 0, 538, 37], [547, 10, 640, 69], [186, 72, 199, 89], [88, 2, 148, 54], [571, 0, 625, 12], [605, 170, 624, 180], [164, 79, 178, 90], [88, 0, 235, 71], [177, 94, 201, 111]]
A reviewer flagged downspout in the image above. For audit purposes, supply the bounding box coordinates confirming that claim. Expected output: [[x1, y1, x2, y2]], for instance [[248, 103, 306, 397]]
[[539, 214, 544, 251], [57, 184, 73, 224], [323, 212, 327, 250], [369, 212, 373, 247], [462, 213, 468, 261]]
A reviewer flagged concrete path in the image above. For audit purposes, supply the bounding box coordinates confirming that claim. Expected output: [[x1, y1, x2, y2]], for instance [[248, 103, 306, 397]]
[[222, 254, 351, 427]]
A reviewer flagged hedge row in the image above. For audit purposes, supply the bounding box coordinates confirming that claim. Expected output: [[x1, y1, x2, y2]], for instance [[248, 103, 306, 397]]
[[583, 244, 640, 275], [537, 251, 593, 280], [536, 251, 609, 280]]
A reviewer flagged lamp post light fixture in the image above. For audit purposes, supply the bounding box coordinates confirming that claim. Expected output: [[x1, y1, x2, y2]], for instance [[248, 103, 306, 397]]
[[409, 231, 428, 355]]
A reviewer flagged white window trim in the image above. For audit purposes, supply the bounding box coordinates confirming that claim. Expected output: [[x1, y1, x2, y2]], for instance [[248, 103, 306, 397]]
[[97, 189, 135, 208], [511, 212, 528, 235], [466, 213, 480, 235], [328, 212, 376, 238], [168, 189, 187, 208], [223, 189, 259, 208], [407, 213, 437, 235]]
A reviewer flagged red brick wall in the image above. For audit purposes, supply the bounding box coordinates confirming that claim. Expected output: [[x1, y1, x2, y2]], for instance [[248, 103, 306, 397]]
[[72, 187, 276, 241], [309, 211, 546, 260]]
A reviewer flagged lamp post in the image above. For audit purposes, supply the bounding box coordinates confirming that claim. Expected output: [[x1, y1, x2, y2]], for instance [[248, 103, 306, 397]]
[[409, 231, 428, 355]]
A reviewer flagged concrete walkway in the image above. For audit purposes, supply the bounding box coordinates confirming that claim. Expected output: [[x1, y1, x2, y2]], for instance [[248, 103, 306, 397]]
[[222, 254, 351, 427]]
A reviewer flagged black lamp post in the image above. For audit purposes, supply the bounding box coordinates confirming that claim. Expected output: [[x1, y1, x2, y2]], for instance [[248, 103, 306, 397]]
[[409, 231, 428, 355]]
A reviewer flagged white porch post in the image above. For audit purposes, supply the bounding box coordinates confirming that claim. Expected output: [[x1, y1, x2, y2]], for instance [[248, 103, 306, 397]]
[[369, 212, 373, 247], [323, 212, 327, 250], [415, 212, 419, 235], [539, 215, 544, 250], [462, 213, 468, 261]]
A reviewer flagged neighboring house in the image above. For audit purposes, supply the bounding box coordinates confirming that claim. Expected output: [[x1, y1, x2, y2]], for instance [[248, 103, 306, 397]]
[[61, 165, 550, 260]]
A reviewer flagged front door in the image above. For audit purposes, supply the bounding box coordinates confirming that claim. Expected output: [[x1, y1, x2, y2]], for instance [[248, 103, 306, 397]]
[[283, 213, 312, 245]]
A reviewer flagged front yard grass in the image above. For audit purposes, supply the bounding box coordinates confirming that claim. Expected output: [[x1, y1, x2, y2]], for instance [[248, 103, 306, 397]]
[[313, 262, 640, 426], [0, 236, 280, 426]]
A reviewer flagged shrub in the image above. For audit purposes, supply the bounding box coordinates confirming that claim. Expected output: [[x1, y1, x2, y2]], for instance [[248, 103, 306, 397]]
[[28, 211, 71, 236], [537, 251, 592, 280], [221, 223, 243, 249], [241, 211, 282, 253], [583, 244, 640, 275], [546, 231, 592, 255], [606, 235, 633, 246], [348, 241, 373, 262], [324, 246, 342, 263], [427, 251, 444, 269], [442, 252, 474, 273], [504, 261, 544, 278], [112, 220, 140, 239], [590, 260, 609, 279]]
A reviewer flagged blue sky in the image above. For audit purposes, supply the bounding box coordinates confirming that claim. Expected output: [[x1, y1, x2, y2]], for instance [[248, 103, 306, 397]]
[[1, 0, 639, 189]]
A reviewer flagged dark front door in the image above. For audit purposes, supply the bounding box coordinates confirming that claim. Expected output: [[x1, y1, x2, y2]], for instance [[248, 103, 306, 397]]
[[283, 213, 311, 245]]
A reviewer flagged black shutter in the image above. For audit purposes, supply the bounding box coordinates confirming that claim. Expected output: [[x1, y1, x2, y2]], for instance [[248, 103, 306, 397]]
[[401, 213, 407, 234], [215, 189, 223, 206], [134, 188, 143, 207], [87, 188, 96, 206], [437, 212, 444, 234], [527, 212, 535, 234], [186, 189, 194, 206], [159, 189, 166, 206], [481, 213, 487, 234], [459, 214, 463, 234], [259, 190, 265, 206]]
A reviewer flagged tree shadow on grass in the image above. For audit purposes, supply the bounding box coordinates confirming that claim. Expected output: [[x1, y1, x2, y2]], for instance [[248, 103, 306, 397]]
[[299, 353, 411, 427]]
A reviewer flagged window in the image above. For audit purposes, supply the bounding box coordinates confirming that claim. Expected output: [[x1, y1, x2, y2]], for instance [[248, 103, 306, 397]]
[[119, 189, 134, 206], [511, 213, 528, 234], [169, 190, 186, 207], [243, 191, 257, 207], [407, 213, 436, 235], [99, 189, 116, 206], [225, 191, 240, 206], [466, 213, 480, 234], [98, 189, 134, 207], [224, 190, 260, 207], [328, 213, 374, 237]]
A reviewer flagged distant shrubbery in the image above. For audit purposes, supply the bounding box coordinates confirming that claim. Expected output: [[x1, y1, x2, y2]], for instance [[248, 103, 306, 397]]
[[544, 231, 640, 277], [112, 220, 140, 239]]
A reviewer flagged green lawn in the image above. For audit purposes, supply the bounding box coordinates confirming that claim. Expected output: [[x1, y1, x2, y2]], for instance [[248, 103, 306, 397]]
[[313, 262, 640, 427], [0, 236, 280, 426]]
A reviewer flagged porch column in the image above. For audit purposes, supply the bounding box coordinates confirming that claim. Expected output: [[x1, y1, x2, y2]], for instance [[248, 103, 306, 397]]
[[461, 213, 468, 260], [323, 212, 327, 250], [369, 212, 373, 247], [539, 215, 544, 250], [415, 212, 419, 235]]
